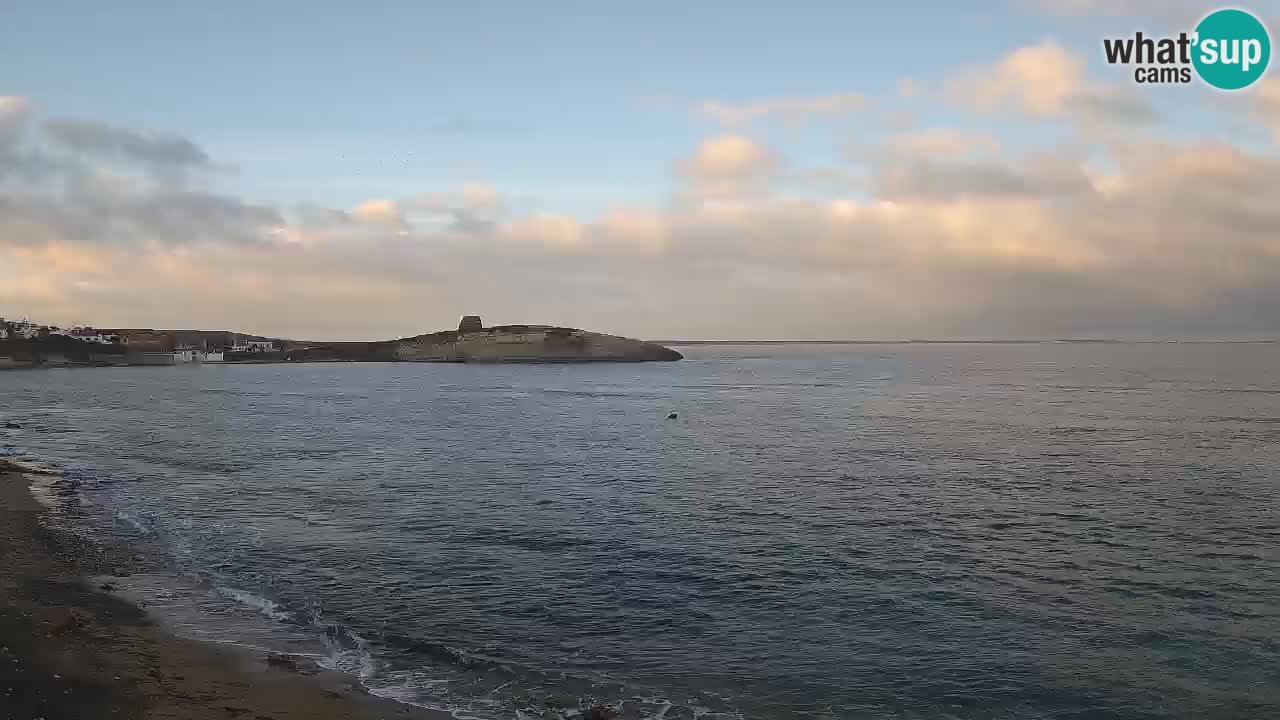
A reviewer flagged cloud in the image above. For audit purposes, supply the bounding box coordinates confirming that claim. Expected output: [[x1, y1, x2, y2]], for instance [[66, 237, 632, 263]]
[[682, 135, 776, 178], [888, 128, 1001, 157], [350, 198, 406, 229], [400, 182, 512, 235], [460, 182, 500, 209], [0, 97, 32, 133], [696, 94, 868, 127], [0, 182, 282, 250], [952, 41, 1082, 116], [123, 191, 283, 246], [592, 206, 670, 253], [1256, 77, 1280, 142], [650, 139, 1280, 338], [42, 118, 213, 175], [0, 108, 279, 251], [505, 213, 584, 248], [0, 99, 32, 178], [0, 240, 451, 341], [862, 128, 1092, 203], [679, 135, 781, 200], [4, 94, 1280, 341], [874, 156, 1093, 201], [1065, 88, 1160, 125], [948, 40, 1156, 126]]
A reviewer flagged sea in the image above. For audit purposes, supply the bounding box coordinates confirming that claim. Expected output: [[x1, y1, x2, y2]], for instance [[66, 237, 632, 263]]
[[2, 343, 1279, 720]]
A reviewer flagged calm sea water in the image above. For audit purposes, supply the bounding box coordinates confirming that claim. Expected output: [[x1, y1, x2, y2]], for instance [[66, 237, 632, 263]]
[[3, 344, 1280, 719]]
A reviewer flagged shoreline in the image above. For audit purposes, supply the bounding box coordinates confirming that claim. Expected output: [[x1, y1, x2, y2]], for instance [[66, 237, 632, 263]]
[[0, 466, 451, 720], [0, 354, 682, 371]]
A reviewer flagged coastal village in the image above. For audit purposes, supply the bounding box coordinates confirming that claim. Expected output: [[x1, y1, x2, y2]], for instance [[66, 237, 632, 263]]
[[0, 315, 284, 369]]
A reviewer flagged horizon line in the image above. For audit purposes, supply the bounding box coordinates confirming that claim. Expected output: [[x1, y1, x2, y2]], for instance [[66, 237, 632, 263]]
[[652, 339, 1280, 345]]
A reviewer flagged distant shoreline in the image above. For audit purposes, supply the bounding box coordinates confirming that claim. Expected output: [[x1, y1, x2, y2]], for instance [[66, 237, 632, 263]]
[[6, 338, 1277, 371], [657, 339, 1280, 345]]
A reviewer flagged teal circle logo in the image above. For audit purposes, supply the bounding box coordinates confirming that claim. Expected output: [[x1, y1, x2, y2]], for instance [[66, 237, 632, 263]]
[[1192, 9, 1271, 90]]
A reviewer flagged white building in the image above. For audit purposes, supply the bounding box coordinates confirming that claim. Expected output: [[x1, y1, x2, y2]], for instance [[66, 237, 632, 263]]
[[59, 327, 119, 345], [12, 319, 38, 339], [228, 340, 276, 352], [127, 349, 197, 366]]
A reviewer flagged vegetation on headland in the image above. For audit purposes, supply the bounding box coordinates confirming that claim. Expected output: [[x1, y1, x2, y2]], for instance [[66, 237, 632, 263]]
[[391, 323, 683, 362], [0, 335, 121, 368]]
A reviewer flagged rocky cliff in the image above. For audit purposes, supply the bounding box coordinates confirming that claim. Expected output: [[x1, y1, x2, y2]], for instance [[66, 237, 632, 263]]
[[388, 322, 682, 363]]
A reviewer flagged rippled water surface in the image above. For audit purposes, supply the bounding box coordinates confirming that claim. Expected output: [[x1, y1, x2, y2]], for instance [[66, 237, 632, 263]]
[[3, 344, 1280, 719]]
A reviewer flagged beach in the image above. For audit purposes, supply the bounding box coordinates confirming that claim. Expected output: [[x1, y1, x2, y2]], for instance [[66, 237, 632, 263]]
[[0, 465, 448, 720]]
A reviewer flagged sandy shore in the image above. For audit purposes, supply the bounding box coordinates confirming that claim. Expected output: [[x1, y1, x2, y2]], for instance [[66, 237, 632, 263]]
[[0, 468, 451, 720]]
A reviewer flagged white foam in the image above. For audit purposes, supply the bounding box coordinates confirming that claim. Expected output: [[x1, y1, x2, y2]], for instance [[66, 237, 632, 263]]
[[27, 474, 64, 509], [318, 626, 378, 680], [7, 457, 63, 475], [114, 510, 154, 535], [632, 696, 673, 719], [213, 585, 292, 622]]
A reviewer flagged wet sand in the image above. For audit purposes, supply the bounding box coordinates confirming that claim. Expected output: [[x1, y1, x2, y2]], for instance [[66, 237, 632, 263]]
[[0, 468, 450, 720]]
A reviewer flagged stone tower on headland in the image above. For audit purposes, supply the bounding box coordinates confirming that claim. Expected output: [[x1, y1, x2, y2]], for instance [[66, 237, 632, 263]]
[[458, 315, 483, 333]]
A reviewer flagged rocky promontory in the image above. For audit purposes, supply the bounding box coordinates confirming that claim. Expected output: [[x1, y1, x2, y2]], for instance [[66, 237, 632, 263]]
[[387, 317, 682, 363]]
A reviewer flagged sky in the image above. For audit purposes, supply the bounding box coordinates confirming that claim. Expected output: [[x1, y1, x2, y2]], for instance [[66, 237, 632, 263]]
[[2, 0, 1279, 340]]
